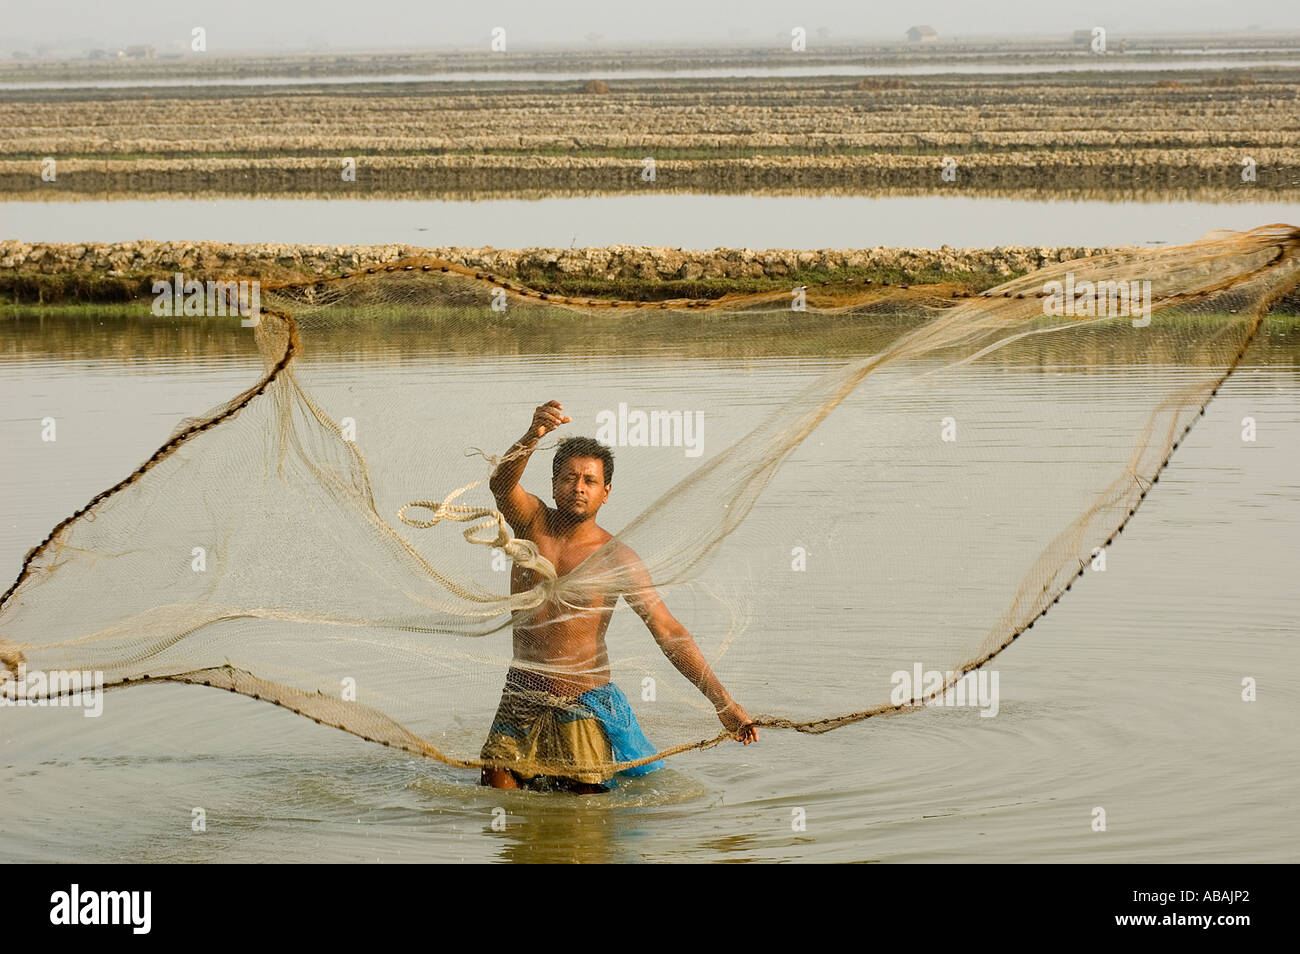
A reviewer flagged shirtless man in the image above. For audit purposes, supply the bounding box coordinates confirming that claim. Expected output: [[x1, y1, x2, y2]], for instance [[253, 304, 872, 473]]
[[479, 399, 758, 792]]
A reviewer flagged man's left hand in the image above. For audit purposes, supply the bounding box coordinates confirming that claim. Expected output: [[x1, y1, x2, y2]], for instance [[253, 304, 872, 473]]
[[718, 699, 759, 744]]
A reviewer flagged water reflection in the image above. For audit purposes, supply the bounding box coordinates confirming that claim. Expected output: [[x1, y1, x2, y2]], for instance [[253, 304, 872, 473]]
[[3, 309, 1297, 368]]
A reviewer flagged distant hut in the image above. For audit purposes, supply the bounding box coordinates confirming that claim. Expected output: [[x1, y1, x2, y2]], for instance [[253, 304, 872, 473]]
[[583, 79, 611, 94], [120, 45, 155, 59], [906, 26, 938, 43]]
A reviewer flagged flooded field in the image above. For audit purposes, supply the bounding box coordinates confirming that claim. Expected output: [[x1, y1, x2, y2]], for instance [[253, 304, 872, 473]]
[[4, 194, 1297, 248], [2, 310, 1298, 862]]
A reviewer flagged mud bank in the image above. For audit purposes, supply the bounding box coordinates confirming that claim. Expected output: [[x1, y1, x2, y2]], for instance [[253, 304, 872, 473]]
[[1, 238, 1124, 303]]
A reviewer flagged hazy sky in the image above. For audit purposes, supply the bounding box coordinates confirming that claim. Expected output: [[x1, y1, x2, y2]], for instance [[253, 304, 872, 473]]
[[7, 0, 1300, 54]]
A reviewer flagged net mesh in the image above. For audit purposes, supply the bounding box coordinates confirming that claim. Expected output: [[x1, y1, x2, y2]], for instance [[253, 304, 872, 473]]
[[3, 224, 1297, 785]]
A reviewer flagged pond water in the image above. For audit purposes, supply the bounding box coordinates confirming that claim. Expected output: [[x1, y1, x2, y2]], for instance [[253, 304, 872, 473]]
[[5, 195, 1297, 248], [4, 55, 1300, 91], [1, 310, 1296, 862]]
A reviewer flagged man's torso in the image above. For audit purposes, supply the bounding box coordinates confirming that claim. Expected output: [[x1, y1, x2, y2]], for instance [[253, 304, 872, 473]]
[[508, 508, 619, 696]]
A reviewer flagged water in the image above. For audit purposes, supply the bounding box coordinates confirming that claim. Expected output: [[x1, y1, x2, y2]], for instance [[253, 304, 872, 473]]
[[6, 195, 1298, 248], [1, 311, 1297, 862], [5, 55, 1300, 91]]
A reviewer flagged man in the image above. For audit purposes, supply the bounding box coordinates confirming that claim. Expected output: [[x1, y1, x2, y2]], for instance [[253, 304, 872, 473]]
[[480, 399, 758, 793]]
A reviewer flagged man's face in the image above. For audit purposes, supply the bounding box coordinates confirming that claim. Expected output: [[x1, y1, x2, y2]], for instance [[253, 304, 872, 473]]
[[553, 457, 609, 520]]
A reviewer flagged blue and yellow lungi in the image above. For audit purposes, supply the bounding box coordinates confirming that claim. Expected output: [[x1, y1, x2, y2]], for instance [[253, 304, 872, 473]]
[[480, 667, 664, 788]]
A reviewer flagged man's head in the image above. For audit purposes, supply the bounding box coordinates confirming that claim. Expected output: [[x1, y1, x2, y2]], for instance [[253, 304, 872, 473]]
[[551, 436, 614, 520]]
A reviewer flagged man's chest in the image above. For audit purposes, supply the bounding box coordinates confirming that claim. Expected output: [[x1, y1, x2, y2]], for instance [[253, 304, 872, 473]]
[[511, 540, 618, 615], [532, 534, 605, 576]]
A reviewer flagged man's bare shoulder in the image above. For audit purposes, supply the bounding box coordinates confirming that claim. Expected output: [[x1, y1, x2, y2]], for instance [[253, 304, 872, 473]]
[[606, 539, 654, 587], [519, 502, 555, 541], [600, 535, 638, 560], [501, 492, 547, 541], [572, 533, 641, 572]]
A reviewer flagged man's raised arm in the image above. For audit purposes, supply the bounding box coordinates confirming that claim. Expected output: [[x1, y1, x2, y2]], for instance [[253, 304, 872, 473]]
[[489, 399, 571, 533], [619, 547, 758, 744]]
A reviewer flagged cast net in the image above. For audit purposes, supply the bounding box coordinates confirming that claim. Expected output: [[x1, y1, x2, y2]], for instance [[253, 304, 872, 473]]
[[2, 225, 1297, 785]]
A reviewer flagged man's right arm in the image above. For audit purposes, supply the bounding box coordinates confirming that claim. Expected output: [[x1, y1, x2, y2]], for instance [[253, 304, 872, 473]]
[[488, 399, 570, 534]]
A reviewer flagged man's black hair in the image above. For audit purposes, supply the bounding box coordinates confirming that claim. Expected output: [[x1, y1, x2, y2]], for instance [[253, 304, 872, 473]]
[[552, 436, 614, 486]]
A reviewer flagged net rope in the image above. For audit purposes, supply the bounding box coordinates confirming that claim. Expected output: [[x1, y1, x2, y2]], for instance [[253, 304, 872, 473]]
[[3, 224, 1297, 781]]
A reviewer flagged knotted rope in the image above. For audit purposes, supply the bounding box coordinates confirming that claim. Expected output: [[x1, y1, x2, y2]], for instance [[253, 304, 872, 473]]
[[397, 480, 558, 583]]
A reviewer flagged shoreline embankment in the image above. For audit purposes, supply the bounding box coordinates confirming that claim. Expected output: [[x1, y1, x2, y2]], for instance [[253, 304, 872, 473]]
[[1, 239, 1125, 303]]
